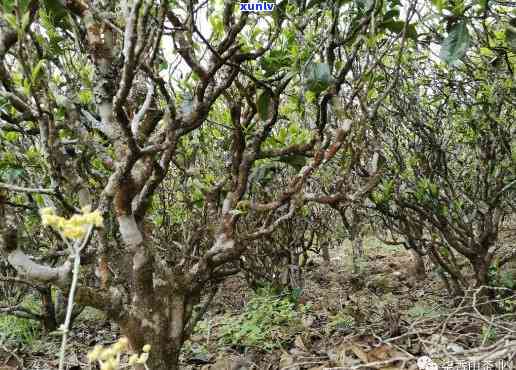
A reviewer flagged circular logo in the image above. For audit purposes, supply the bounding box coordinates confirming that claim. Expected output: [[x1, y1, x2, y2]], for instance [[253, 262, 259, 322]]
[[417, 356, 438, 370]]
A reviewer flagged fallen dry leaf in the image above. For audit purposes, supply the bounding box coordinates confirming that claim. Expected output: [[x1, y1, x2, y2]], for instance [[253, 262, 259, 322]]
[[279, 350, 295, 369], [367, 343, 393, 361], [350, 343, 369, 363], [294, 335, 309, 352]]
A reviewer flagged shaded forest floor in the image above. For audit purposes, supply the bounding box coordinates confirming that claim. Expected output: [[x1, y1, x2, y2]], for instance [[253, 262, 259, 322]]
[[2, 238, 515, 370]]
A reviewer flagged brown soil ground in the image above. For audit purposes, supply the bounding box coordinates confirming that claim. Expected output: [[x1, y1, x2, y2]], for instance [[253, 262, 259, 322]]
[[2, 236, 515, 370]]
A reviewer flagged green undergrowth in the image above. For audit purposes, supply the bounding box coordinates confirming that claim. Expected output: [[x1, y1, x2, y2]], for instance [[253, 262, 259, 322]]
[[0, 296, 40, 345], [196, 286, 311, 352]]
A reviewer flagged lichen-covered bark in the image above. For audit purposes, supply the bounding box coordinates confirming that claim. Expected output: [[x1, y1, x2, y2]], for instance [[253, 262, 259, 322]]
[[115, 284, 194, 370]]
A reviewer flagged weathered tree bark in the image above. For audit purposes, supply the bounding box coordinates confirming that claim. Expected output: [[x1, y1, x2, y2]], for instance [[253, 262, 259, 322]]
[[409, 249, 426, 280], [321, 242, 330, 262], [334, 205, 368, 274], [427, 247, 465, 296], [39, 287, 58, 332], [351, 234, 364, 274], [36, 286, 84, 333], [470, 251, 498, 314], [119, 294, 188, 370], [472, 256, 490, 287]]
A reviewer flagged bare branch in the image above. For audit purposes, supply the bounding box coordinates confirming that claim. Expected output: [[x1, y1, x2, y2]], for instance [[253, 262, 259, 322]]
[[0, 182, 56, 195]]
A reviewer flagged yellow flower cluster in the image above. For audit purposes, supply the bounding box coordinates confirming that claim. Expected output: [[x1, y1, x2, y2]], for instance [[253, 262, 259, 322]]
[[40, 206, 103, 240], [87, 337, 151, 370]]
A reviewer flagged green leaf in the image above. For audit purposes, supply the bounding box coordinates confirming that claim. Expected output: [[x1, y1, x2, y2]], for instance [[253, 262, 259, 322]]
[[431, 0, 446, 12], [277, 154, 307, 171], [272, 0, 287, 26], [500, 272, 515, 289], [3, 13, 17, 29], [380, 21, 418, 41], [25, 146, 40, 161], [479, 47, 494, 58], [22, 78, 30, 95], [31, 59, 46, 82], [439, 21, 470, 65], [307, 0, 326, 9], [383, 9, 400, 20], [3, 131, 19, 142], [21, 11, 30, 30], [449, 1, 465, 16], [405, 24, 418, 41], [257, 90, 272, 121], [2, 0, 30, 13], [381, 20, 404, 33], [34, 194, 44, 206], [429, 183, 438, 197], [209, 14, 223, 38], [277, 127, 288, 144], [304, 62, 332, 94], [77, 89, 93, 105], [506, 20, 516, 51], [355, 0, 374, 10], [42, 0, 68, 22], [260, 49, 291, 76], [159, 61, 168, 71], [1, 0, 15, 13], [2, 168, 25, 182], [252, 163, 277, 186]]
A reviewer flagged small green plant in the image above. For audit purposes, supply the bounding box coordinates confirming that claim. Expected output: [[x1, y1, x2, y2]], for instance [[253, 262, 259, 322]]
[[182, 341, 211, 363], [498, 296, 516, 313], [193, 318, 211, 337], [481, 325, 497, 344], [289, 287, 303, 304], [326, 312, 355, 333], [499, 272, 515, 289], [352, 255, 369, 274], [0, 313, 40, 345], [488, 264, 515, 290], [407, 305, 434, 318], [0, 295, 40, 345], [381, 242, 403, 253], [218, 287, 306, 351]]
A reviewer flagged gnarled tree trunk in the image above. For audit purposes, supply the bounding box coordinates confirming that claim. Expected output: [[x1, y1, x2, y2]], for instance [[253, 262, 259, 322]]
[[119, 291, 191, 370]]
